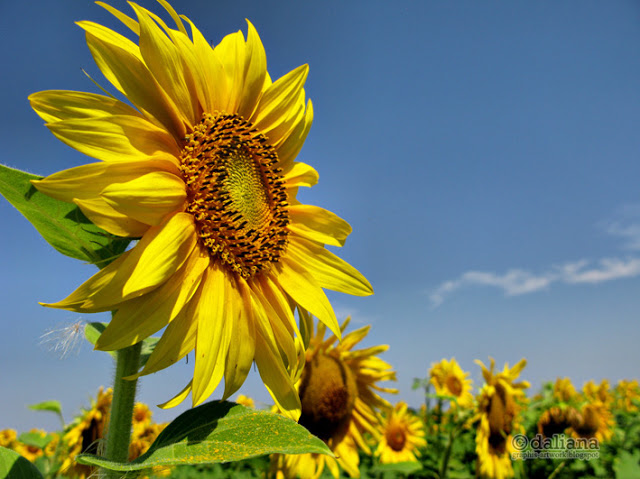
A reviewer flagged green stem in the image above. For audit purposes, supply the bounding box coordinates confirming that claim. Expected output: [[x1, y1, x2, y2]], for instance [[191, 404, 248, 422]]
[[547, 460, 566, 479], [439, 426, 455, 479], [103, 341, 142, 478]]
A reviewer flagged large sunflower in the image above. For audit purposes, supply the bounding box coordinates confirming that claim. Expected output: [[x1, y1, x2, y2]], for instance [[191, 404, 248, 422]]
[[429, 357, 474, 408], [30, 0, 372, 417], [272, 317, 397, 479], [474, 358, 529, 479], [375, 401, 426, 464]]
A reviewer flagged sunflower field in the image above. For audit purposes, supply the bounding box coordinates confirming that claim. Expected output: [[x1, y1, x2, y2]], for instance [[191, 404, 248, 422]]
[[2, 347, 640, 479]]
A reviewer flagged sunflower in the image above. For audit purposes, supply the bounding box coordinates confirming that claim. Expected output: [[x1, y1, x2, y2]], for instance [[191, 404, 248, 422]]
[[537, 406, 578, 439], [30, 0, 373, 417], [0, 429, 17, 449], [568, 402, 613, 443], [271, 317, 397, 479], [429, 357, 474, 408], [12, 429, 57, 463], [474, 358, 529, 479], [583, 380, 614, 406], [60, 387, 112, 478], [615, 379, 640, 412], [375, 402, 426, 464], [553, 377, 577, 403]]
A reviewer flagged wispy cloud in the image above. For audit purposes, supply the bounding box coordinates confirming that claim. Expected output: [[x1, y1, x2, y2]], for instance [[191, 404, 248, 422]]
[[600, 203, 640, 251], [429, 258, 640, 307]]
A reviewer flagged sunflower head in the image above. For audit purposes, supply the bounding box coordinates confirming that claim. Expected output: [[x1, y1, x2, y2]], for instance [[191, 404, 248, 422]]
[[615, 379, 640, 412], [537, 406, 578, 438], [429, 357, 474, 408], [30, 0, 373, 418], [582, 379, 613, 405], [273, 317, 397, 479], [235, 394, 256, 409], [474, 358, 529, 479], [568, 402, 614, 443], [0, 429, 17, 449], [376, 402, 426, 464], [553, 377, 577, 403]]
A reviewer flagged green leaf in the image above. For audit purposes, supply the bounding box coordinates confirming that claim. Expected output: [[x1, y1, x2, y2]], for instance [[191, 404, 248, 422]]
[[0, 164, 130, 266], [27, 400, 62, 416], [371, 461, 423, 475], [614, 450, 640, 479], [77, 401, 332, 471], [0, 447, 43, 479], [17, 432, 54, 450], [85, 322, 160, 366]]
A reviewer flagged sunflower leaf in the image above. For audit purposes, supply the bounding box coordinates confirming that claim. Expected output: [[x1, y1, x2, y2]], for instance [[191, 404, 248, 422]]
[[27, 400, 62, 416], [0, 446, 44, 479], [76, 401, 332, 471], [0, 164, 130, 267], [371, 461, 423, 475], [17, 432, 55, 451]]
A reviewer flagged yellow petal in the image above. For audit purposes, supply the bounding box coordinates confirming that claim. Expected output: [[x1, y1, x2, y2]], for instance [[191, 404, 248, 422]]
[[96, 245, 208, 351], [101, 171, 186, 226], [236, 20, 267, 120], [282, 162, 318, 188], [222, 278, 256, 400], [122, 212, 196, 299], [274, 256, 340, 340], [288, 204, 352, 247], [251, 64, 308, 134], [29, 90, 141, 124], [287, 237, 373, 296], [74, 197, 148, 237], [31, 159, 180, 204], [276, 99, 313, 169], [213, 30, 246, 113], [158, 381, 192, 409], [131, 4, 197, 125], [80, 23, 186, 139], [192, 263, 237, 406], [254, 331, 301, 421], [46, 115, 180, 164], [96, 2, 140, 35]]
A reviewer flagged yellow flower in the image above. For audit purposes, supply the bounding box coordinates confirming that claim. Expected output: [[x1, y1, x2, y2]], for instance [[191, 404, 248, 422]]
[[236, 394, 255, 408], [429, 357, 474, 408], [568, 402, 613, 443], [12, 429, 52, 463], [0, 429, 17, 449], [61, 387, 112, 479], [616, 379, 640, 412], [272, 317, 397, 478], [475, 358, 529, 479], [583, 380, 613, 405], [375, 402, 426, 464], [553, 377, 577, 403], [537, 406, 578, 439], [30, 0, 372, 418]]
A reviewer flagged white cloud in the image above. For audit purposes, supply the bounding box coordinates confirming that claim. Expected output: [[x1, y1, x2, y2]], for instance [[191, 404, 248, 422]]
[[429, 257, 640, 307], [603, 222, 640, 251]]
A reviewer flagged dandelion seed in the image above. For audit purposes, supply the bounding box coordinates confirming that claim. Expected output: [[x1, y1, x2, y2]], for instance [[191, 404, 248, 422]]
[[39, 319, 86, 359]]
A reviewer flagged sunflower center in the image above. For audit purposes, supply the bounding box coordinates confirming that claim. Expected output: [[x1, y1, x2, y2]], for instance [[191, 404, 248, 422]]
[[386, 423, 407, 451], [180, 112, 289, 278], [446, 375, 463, 397], [298, 354, 357, 442]]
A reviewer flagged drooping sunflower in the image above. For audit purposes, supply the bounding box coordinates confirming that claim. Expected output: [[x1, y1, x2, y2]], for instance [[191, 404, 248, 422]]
[[60, 387, 112, 478], [30, 0, 373, 417], [429, 357, 474, 408], [474, 358, 529, 479], [375, 401, 426, 464], [537, 406, 578, 439], [615, 379, 640, 412], [271, 317, 397, 479], [553, 377, 577, 403], [568, 402, 614, 443]]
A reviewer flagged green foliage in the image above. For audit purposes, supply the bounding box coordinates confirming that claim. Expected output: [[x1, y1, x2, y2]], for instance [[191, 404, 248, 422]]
[[0, 164, 130, 267], [0, 446, 43, 479], [76, 401, 332, 472], [16, 433, 55, 451], [84, 322, 160, 366], [614, 450, 640, 479]]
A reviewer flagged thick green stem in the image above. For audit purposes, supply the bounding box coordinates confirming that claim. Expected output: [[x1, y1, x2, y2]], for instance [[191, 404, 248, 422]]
[[103, 341, 142, 478]]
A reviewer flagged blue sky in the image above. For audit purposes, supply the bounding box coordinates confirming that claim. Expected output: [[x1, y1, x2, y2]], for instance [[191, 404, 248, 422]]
[[2, 0, 640, 433]]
